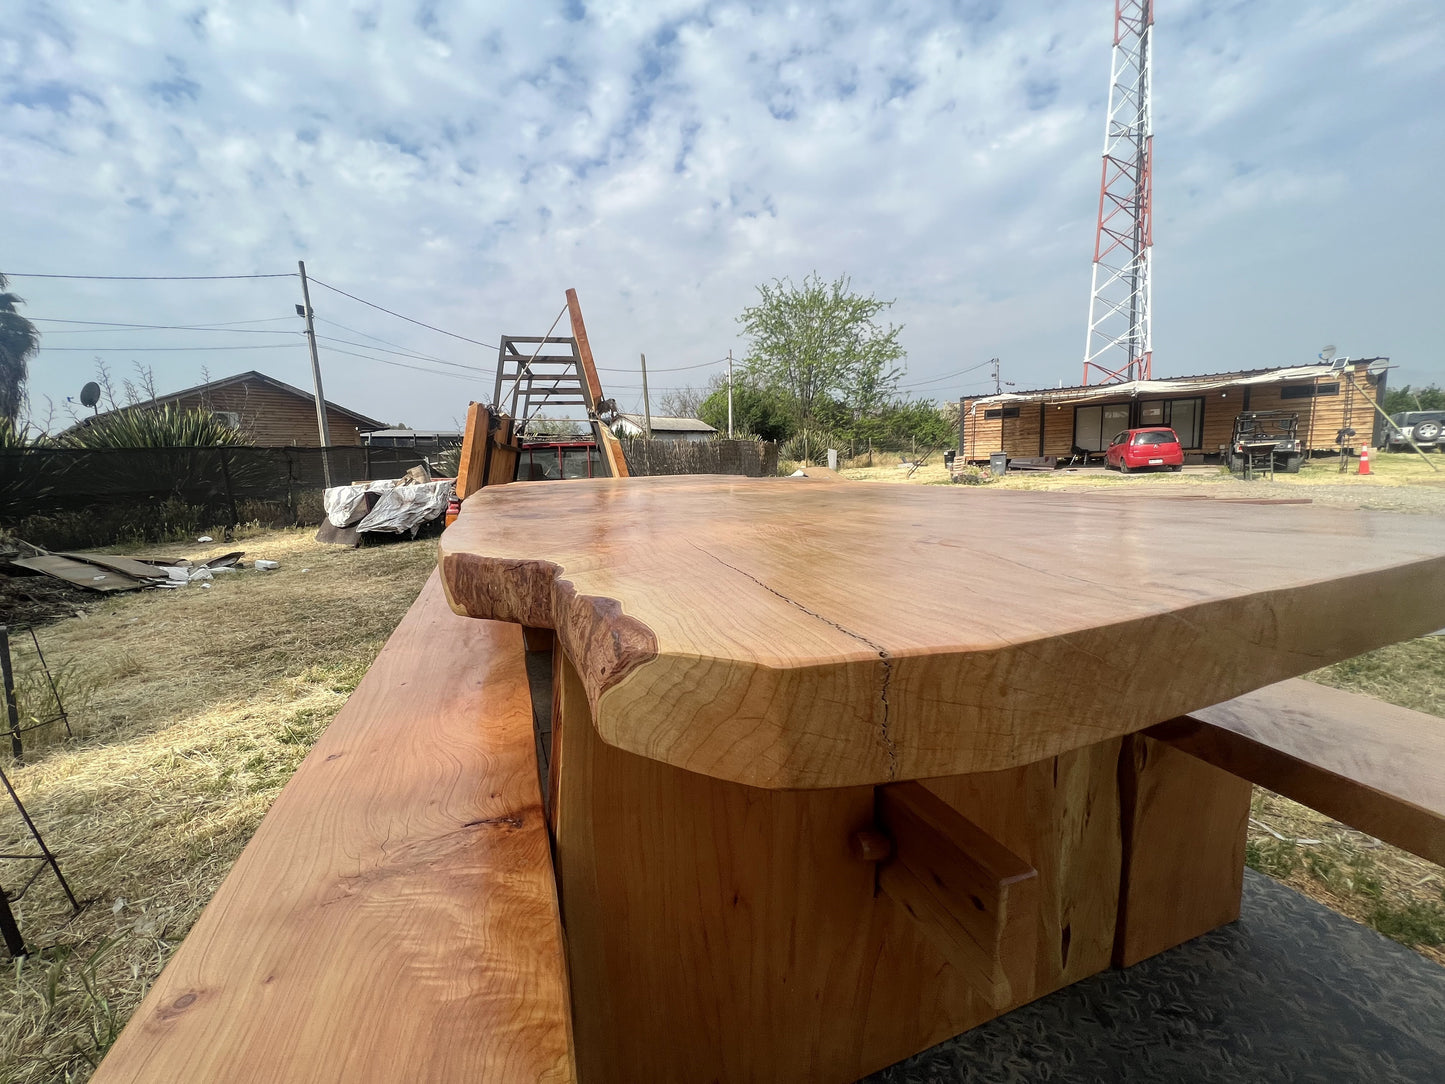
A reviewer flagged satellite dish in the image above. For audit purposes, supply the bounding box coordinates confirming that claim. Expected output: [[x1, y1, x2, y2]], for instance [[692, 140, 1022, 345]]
[[1319, 345, 1337, 362], [1367, 358, 1390, 377], [79, 382, 101, 408]]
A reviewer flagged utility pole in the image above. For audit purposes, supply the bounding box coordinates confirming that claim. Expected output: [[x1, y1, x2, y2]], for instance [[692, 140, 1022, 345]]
[[990, 357, 1002, 395], [727, 349, 734, 438], [296, 260, 333, 489], [640, 352, 653, 438]]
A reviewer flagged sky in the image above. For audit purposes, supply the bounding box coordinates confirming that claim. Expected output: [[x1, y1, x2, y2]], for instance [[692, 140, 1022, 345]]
[[3, 0, 1443, 431]]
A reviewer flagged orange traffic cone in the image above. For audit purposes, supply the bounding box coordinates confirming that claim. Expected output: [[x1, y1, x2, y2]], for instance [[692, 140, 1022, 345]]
[[1358, 445, 1372, 476]]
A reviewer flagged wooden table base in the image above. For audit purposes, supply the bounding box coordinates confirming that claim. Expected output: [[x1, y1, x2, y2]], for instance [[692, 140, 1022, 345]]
[[549, 652, 1251, 1083]]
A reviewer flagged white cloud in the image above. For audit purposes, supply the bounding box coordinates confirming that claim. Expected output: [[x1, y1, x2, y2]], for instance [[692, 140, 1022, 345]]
[[2, 0, 1442, 430]]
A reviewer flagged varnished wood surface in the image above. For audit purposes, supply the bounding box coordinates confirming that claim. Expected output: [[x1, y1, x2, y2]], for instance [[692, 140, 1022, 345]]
[[1154, 677, 1445, 865], [440, 475, 1445, 789], [549, 651, 1124, 1082], [1115, 734, 1252, 967], [92, 573, 575, 1084]]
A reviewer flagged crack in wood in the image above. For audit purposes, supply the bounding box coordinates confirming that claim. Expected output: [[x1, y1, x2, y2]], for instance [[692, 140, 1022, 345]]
[[686, 541, 899, 780]]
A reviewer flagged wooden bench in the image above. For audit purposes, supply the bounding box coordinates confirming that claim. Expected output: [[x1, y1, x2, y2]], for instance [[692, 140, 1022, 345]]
[[91, 571, 575, 1084], [1150, 677, 1445, 866]]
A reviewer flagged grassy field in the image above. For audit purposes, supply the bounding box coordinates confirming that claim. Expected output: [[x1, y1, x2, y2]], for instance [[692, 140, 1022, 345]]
[[1, 463, 1442, 1080], [0, 530, 436, 1084]]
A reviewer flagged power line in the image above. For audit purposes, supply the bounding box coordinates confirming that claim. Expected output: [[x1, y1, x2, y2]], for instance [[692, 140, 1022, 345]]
[[594, 357, 728, 374], [317, 344, 487, 383], [32, 316, 297, 333], [306, 276, 498, 350], [2, 272, 295, 281], [313, 317, 455, 365], [39, 343, 299, 352], [896, 359, 997, 389], [314, 334, 488, 373]]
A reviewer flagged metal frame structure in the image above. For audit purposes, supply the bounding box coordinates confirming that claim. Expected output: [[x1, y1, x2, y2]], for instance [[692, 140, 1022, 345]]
[[1082, 0, 1154, 386]]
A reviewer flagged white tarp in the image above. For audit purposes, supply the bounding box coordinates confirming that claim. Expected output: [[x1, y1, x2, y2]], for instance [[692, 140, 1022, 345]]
[[324, 480, 400, 527], [967, 366, 1343, 413], [355, 480, 454, 534]]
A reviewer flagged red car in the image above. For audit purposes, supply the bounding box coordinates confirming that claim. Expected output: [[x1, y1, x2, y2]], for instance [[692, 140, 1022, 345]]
[[1106, 427, 1185, 473]]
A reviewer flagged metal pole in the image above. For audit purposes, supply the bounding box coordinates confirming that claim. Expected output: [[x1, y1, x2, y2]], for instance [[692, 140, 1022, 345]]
[[640, 353, 653, 438], [297, 261, 334, 489], [1, 626, 21, 761], [727, 350, 734, 438], [0, 886, 24, 958]]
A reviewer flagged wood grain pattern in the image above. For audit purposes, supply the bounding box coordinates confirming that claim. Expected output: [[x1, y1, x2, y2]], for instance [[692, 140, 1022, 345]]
[[551, 645, 1125, 1082], [91, 573, 575, 1084], [440, 475, 1445, 789], [455, 402, 490, 500], [1114, 734, 1252, 967], [1152, 677, 1445, 865], [877, 782, 1038, 1008]]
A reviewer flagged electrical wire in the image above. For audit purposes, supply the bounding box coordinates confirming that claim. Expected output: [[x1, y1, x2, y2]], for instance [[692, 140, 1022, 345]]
[[317, 344, 487, 382], [40, 342, 301, 352], [2, 272, 295, 280], [314, 335, 489, 373], [31, 316, 297, 329], [306, 276, 498, 350], [313, 317, 456, 365]]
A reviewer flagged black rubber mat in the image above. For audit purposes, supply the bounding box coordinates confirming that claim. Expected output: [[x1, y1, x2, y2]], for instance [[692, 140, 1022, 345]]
[[868, 870, 1445, 1083]]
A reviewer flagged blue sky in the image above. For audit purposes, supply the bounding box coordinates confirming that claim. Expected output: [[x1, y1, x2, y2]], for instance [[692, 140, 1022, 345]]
[[3, 0, 1443, 430]]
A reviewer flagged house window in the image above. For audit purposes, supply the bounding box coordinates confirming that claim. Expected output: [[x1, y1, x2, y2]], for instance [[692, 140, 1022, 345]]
[[1074, 403, 1130, 452], [1281, 383, 1340, 399], [1136, 397, 1204, 448], [983, 407, 1020, 420], [212, 411, 241, 429]]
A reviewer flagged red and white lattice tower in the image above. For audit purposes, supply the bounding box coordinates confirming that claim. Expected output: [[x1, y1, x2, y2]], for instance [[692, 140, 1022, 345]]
[[1082, 0, 1154, 385]]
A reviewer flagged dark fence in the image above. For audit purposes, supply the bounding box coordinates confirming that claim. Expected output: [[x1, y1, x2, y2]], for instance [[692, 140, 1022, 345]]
[[0, 446, 442, 548], [618, 438, 778, 478]]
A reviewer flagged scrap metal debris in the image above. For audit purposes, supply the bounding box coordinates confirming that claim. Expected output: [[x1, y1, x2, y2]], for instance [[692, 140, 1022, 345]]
[[2, 542, 247, 594]]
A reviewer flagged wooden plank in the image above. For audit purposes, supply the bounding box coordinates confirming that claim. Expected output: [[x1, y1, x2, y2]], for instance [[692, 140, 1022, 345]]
[[1114, 733, 1252, 967], [91, 572, 575, 1084], [596, 425, 629, 479], [563, 288, 604, 407], [455, 402, 490, 500], [1150, 677, 1445, 865], [486, 414, 519, 487], [439, 475, 1445, 789], [877, 782, 1038, 1008], [551, 643, 1125, 1082]]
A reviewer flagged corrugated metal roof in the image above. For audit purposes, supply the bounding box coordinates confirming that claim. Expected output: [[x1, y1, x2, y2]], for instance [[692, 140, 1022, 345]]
[[964, 359, 1385, 408], [616, 414, 718, 433]]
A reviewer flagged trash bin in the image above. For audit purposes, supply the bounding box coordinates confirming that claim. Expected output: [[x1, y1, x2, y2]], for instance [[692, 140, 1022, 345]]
[[943, 450, 956, 470], [989, 451, 1008, 476]]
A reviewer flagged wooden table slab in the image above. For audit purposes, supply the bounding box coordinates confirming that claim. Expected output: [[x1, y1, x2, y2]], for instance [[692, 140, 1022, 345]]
[[441, 475, 1445, 788]]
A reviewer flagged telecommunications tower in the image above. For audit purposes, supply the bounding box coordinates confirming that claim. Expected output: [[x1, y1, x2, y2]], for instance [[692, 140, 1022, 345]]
[[1082, 0, 1154, 385]]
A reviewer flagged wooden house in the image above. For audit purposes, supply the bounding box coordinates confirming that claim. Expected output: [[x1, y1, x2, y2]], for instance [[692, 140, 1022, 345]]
[[83, 370, 386, 447], [958, 360, 1389, 464]]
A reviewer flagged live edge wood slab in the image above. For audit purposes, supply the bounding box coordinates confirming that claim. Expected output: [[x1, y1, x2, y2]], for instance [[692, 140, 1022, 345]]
[[440, 474, 1445, 790]]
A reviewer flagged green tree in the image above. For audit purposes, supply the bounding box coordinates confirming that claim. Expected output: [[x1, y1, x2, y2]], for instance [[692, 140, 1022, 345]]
[[737, 273, 904, 433], [0, 273, 41, 426], [697, 379, 795, 442], [1384, 384, 1445, 414]]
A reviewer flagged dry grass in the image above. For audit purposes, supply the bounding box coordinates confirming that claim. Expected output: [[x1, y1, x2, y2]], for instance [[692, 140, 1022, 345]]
[[0, 529, 436, 1084]]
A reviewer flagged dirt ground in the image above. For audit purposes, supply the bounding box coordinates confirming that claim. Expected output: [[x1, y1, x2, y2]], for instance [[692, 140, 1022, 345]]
[[0, 529, 437, 1084]]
